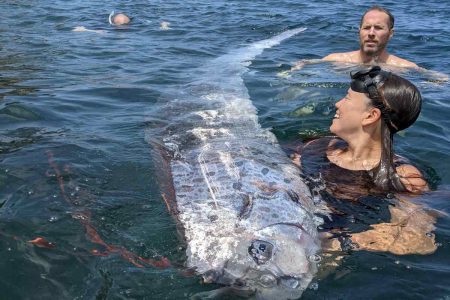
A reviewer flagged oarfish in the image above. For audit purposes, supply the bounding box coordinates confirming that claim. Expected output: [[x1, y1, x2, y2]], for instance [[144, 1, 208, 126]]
[[146, 28, 322, 299]]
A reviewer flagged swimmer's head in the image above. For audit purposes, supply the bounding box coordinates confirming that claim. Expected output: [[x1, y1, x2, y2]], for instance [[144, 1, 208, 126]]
[[359, 6, 394, 56], [360, 6, 395, 30], [109, 11, 131, 25], [350, 66, 422, 191]]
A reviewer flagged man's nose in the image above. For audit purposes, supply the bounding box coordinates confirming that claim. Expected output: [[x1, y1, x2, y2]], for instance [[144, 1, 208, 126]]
[[368, 27, 375, 35]]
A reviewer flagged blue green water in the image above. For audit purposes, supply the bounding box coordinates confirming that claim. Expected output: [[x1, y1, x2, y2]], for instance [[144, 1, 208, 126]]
[[1, 0, 449, 299]]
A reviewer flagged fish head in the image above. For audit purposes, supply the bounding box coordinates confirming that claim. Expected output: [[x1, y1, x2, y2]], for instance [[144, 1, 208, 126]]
[[217, 222, 321, 299]]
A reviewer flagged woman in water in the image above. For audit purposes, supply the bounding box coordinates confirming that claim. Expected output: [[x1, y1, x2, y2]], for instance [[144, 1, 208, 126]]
[[293, 66, 436, 255]]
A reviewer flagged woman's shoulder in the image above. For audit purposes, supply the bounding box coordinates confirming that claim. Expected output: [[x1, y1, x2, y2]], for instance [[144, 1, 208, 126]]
[[395, 164, 429, 194]]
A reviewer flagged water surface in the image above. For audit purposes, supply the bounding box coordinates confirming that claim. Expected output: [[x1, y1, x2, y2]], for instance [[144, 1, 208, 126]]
[[1, 0, 449, 298]]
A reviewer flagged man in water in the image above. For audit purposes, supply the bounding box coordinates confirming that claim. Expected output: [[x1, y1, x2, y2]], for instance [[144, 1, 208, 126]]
[[322, 6, 416, 67], [284, 5, 447, 81], [72, 11, 131, 33]]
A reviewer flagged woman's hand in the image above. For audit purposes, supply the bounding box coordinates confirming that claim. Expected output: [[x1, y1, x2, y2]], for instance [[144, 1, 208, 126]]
[[321, 199, 437, 255], [396, 164, 429, 193]]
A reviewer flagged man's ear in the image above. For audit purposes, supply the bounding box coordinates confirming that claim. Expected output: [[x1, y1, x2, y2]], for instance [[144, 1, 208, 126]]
[[389, 28, 394, 40], [362, 107, 381, 126]]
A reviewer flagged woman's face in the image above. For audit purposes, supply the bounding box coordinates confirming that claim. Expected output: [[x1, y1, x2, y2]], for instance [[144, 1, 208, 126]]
[[330, 88, 373, 137]]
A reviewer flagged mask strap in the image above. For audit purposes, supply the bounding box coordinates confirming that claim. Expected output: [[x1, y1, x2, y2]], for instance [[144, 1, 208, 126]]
[[109, 10, 115, 25]]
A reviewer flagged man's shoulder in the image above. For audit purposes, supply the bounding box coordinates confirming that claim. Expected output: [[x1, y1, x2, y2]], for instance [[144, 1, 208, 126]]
[[322, 51, 359, 62], [386, 54, 418, 68]]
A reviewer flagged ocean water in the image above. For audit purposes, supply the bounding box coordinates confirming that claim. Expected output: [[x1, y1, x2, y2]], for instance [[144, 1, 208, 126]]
[[1, 0, 449, 299]]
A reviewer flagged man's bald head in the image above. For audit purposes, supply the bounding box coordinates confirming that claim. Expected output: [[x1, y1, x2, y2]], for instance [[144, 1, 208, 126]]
[[111, 13, 131, 25], [360, 6, 394, 30]]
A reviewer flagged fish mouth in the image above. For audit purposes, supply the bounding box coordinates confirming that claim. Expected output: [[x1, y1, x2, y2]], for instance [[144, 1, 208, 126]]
[[234, 272, 307, 300], [200, 273, 305, 300], [257, 274, 303, 289], [229, 269, 304, 291]]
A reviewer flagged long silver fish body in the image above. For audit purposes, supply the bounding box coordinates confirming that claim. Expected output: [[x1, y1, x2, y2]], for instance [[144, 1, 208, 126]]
[[147, 28, 321, 299]]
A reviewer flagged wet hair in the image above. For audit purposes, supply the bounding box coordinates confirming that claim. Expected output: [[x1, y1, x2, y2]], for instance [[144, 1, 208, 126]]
[[351, 67, 422, 192], [360, 6, 395, 30]]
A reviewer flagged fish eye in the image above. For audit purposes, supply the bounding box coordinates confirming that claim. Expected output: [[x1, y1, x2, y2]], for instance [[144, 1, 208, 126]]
[[248, 240, 274, 265]]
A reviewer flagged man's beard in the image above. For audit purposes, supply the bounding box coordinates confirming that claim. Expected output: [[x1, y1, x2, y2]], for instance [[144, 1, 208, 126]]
[[360, 40, 387, 57]]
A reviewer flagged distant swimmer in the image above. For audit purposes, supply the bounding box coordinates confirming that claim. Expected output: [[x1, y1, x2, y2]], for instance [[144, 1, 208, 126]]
[[109, 11, 131, 25], [71, 11, 131, 33], [282, 6, 447, 81]]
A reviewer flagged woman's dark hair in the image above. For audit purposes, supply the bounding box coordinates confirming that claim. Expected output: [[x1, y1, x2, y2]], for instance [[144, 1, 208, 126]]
[[350, 67, 422, 192]]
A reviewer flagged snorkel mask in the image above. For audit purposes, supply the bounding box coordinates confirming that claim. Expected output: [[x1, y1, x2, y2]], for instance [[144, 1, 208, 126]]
[[350, 66, 391, 100]]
